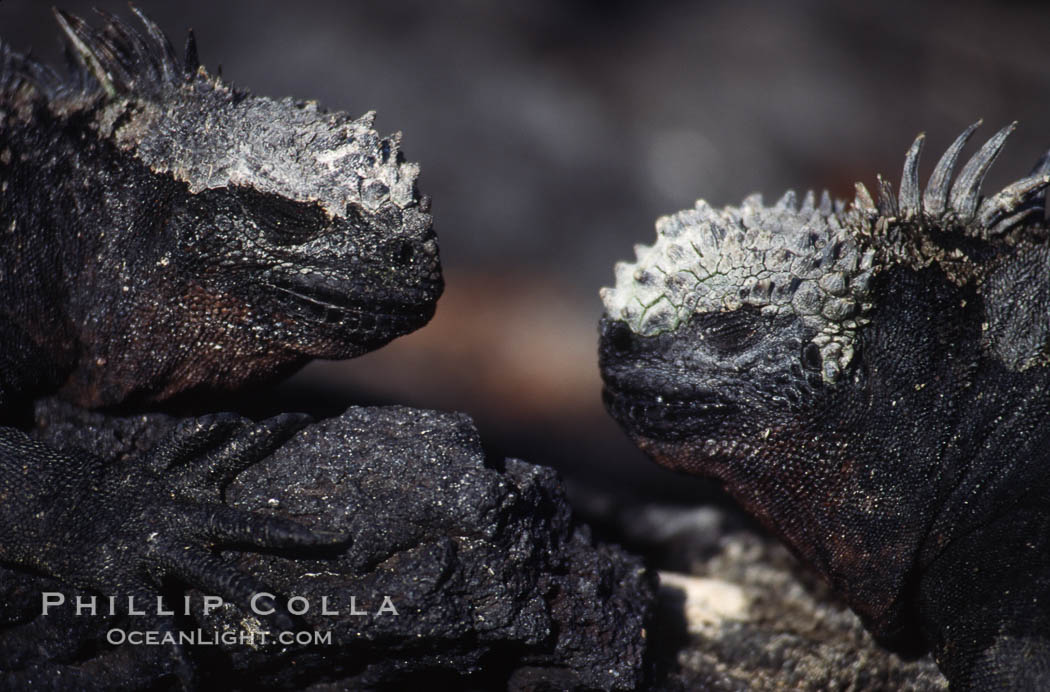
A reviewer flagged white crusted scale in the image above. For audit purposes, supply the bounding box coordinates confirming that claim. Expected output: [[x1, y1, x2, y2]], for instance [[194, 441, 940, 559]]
[[602, 122, 1050, 383], [601, 190, 875, 382]]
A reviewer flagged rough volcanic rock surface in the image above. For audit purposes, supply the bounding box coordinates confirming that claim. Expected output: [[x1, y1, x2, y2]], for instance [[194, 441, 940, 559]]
[[596, 502, 948, 690], [1, 400, 653, 690]]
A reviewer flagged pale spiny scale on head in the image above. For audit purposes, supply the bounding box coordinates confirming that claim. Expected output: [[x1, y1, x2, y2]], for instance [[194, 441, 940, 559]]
[[601, 122, 1050, 383], [3, 7, 423, 226]]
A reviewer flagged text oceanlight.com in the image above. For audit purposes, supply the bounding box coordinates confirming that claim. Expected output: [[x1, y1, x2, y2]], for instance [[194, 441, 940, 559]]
[[109, 628, 335, 646]]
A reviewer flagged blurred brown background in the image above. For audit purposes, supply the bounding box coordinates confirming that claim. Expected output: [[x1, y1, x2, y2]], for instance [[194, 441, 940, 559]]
[[4, 1, 1050, 508]]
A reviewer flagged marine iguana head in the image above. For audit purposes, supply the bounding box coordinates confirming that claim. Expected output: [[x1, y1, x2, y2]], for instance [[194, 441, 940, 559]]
[[600, 122, 1050, 641], [1, 9, 441, 405]]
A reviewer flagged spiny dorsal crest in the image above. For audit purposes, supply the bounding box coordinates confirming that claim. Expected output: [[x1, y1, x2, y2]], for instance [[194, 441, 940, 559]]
[[601, 122, 1050, 384], [0, 42, 60, 100], [856, 121, 1050, 242], [2, 8, 422, 223], [0, 7, 186, 101], [52, 7, 186, 99]]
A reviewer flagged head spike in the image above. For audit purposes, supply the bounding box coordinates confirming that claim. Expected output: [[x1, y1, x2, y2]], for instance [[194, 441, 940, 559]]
[[0, 40, 61, 97], [1027, 147, 1050, 213], [1031, 148, 1050, 177], [800, 189, 816, 213], [949, 122, 1016, 221], [128, 5, 179, 83], [924, 120, 981, 217], [876, 174, 898, 217], [976, 173, 1050, 232], [52, 8, 117, 97], [898, 133, 925, 217], [819, 190, 832, 216], [130, 5, 179, 81], [90, 9, 150, 87], [853, 182, 876, 213], [776, 190, 798, 211], [183, 29, 199, 75]]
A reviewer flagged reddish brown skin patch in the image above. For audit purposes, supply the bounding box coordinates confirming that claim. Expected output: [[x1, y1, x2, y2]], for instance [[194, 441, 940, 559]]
[[635, 425, 919, 637]]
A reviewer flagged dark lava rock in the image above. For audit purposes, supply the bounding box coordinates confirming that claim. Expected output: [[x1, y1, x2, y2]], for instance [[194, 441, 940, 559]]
[[1, 401, 653, 690]]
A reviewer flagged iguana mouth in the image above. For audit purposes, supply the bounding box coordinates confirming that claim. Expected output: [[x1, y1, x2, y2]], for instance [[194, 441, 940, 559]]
[[601, 385, 736, 440], [266, 277, 437, 328]]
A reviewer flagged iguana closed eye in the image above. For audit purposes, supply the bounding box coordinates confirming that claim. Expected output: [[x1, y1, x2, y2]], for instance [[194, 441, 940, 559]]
[[600, 122, 1050, 689]]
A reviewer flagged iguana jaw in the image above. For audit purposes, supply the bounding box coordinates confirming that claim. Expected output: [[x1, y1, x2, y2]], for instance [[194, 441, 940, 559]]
[[263, 275, 437, 328], [598, 309, 821, 446], [259, 275, 441, 357], [600, 379, 737, 443], [153, 181, 442, 362], [250, 218, 443, 357]]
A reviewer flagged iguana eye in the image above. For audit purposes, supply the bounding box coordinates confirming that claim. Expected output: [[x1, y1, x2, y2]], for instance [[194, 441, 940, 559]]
[[235, 188, 327, 245], [695, 308, 763, 353], [801, 342, 822, 371]]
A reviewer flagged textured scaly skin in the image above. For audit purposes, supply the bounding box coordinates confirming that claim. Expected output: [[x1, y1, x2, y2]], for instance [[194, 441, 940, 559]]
[[600, 123, 1050, 689]]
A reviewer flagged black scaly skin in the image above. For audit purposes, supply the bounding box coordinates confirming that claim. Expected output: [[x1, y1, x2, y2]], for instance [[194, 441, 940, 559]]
[[0, 9, 441, 685], [600, 123, 1050, 688]]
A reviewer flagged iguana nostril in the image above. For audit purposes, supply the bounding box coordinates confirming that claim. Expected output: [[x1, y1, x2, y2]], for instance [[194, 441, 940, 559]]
[[603, 320, 633, 353]]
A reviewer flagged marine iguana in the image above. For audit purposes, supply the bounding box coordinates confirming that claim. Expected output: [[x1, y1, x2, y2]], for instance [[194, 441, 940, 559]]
[[0, 6, 441, 681], [599, 123, 1050, 689]]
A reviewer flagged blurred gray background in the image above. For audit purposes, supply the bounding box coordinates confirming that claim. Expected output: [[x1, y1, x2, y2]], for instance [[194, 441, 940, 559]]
[[4, 1, 1049, 507]]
